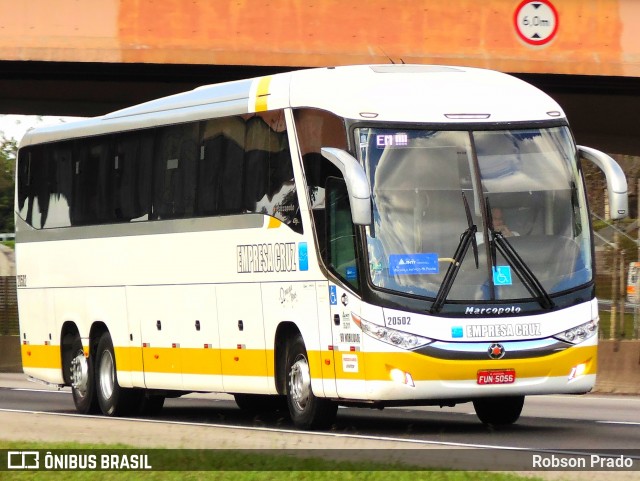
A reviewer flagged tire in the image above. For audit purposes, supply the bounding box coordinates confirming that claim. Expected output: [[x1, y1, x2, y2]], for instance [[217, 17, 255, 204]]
[[234, 393, 288, 413], [473, 396, 525, 426], [95, 332, 140, 416], [69, 336, 99, 414], [285, 334, 337, 429]]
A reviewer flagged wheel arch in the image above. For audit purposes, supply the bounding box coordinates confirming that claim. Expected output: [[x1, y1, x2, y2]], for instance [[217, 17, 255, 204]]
[[89, 321, 109, 361], [60, 321, 81, 385], [273, 321, 302, 395], [59, 320, 110, 385]]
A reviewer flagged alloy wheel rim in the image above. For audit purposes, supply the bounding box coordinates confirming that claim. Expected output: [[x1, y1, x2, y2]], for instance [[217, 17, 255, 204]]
[[70, 351, 89, 396], [99, 349, 115, 401], [290, 354, 311, 411]]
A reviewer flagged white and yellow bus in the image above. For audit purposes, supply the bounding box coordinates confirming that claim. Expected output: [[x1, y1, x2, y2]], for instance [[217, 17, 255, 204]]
[[15, 65, 628, 428]]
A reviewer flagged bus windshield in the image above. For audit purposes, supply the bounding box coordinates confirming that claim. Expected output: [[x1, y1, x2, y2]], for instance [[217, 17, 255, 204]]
[[358, 126, 592, 303]]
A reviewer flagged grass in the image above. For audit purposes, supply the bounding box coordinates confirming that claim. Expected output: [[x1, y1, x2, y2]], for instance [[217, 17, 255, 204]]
[[598, 310, 640, 340], [0, 441, 548, 481]]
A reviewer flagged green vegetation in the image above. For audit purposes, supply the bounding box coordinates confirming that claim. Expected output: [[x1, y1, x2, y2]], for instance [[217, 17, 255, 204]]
[[598, 310, 639, 340], [0, 136, 15, 234], [0, 471, 547, 481], [0, 441, 547, 481]]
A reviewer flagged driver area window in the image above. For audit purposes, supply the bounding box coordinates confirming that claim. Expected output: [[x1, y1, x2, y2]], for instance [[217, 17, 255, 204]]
[[326, 177, 359, 290], [294, 108, 359, 289]]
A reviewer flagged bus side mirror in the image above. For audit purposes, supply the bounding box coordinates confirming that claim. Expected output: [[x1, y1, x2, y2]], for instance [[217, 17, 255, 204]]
[[578, 145, 628, 220], [320, 147, 372, 225]]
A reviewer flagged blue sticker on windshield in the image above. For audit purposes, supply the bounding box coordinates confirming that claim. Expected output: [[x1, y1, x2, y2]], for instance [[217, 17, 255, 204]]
[[346, 266, 357, 280], [389, 253, 439, 275], [493, 266, 513, 286]]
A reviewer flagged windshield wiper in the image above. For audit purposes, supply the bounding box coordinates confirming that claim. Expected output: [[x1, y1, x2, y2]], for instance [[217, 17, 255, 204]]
[[486, 198, 554, 310], [464, 192, 480, 269], [431, 192, 478, 314]]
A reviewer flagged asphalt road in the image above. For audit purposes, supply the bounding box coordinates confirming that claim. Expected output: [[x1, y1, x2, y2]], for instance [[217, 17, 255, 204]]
[[3, 388, 639, 450]]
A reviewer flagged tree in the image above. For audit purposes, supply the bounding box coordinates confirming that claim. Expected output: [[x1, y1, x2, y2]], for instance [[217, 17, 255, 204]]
[[0, 136, 16, 233]]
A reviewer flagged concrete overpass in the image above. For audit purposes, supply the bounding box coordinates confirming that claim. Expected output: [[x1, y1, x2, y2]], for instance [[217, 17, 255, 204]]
[[1, 0, 640, 155]]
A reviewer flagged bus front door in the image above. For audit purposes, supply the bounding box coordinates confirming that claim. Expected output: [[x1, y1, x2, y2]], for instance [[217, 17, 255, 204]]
[[328, 282, 364, 399]]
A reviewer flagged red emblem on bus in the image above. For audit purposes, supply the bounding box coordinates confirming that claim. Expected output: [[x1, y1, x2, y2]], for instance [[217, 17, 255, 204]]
[[488, 343, 506, 359]]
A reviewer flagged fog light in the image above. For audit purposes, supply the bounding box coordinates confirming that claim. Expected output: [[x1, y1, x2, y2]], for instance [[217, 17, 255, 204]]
[[390, 368, 415, 387], [568, 363, 586, 381]]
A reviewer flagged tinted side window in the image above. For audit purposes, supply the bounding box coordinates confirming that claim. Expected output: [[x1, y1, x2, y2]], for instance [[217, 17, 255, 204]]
[[72, 138, 111, 225], [245, 112, 301, 233], [113, 131, 153, 221], [16, 149, 31, 223], [17, 112, 302, 230], [17, 142, 75, 229], [17, 145, 51, 228], [327, 177, 359, 289], [46, 143, 73, 228], [294, 108, 348, 255], [200, 116, 246, 215], [200, 111, 301, 232], [153, 123, 199, 219]]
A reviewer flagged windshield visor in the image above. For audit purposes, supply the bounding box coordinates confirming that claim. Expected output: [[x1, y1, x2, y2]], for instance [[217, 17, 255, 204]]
[[359, 126, 592, 302]]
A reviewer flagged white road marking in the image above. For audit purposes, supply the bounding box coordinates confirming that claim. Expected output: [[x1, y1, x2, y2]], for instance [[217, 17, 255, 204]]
[[10, 388, 70, 394], [0, 407, 533, 451], [597, 421, 640, 426]]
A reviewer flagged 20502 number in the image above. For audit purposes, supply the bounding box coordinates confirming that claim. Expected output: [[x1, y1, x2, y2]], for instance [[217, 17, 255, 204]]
[[387, 316, 411, 326]]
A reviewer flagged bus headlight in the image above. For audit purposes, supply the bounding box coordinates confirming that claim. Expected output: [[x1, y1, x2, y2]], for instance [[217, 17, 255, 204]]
[[352, 313, 433, 350], [553, 319, 598, 344]]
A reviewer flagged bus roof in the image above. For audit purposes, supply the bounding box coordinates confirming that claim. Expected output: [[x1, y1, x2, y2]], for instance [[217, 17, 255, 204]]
[[19, 64, 565, 147]]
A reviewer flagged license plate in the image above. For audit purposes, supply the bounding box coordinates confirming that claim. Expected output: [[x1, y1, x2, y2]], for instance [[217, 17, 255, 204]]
[[477, 369, 516, 385]]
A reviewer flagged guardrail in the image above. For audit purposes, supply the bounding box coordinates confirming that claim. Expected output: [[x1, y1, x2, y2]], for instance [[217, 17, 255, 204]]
[[0, 276, 17, 336]]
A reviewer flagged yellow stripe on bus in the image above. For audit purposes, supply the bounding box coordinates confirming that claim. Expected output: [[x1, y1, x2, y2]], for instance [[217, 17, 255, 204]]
[[114, 346, 144, 372], [21, 343, 596, 382], [267, 216, 282, 228], [255, 76, 272, 112], [21, 344, 61, 369], [349, 345, 596, 381]]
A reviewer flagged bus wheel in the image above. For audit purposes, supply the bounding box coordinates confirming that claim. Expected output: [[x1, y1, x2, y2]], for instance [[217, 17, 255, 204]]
[[234, 394, 288, 413], [286, 334, 337, 429], [473, 396, 525, 426], [95, 332, 138, 416], [69, 337, 99, 414]]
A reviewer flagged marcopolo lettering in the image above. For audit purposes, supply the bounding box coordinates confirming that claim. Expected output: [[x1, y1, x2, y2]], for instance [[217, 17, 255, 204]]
[[466, 323, 542, 338], [465, 305, 522, 315], [237, 243, 297, 274]]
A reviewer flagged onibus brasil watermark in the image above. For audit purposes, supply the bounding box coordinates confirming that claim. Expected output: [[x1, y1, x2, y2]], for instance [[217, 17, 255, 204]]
[[3, 448, 639, 472], [6, 451, 151, 471]]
